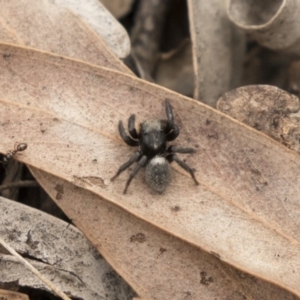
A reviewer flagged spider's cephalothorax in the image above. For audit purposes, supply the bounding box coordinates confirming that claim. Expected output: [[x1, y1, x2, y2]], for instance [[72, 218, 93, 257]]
[[111, 99, 199, 194]]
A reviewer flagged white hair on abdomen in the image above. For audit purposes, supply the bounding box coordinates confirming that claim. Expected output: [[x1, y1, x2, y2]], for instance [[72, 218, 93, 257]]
[[145, 156, 171, 193]]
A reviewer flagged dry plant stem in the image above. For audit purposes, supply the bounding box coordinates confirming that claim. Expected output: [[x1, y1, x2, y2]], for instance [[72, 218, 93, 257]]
[[131, 0, 170, 80], [0, 237, 72, 300], [227, 0, 300, 55], [188, 0, 245, 107], [0, 180, 38, 192]]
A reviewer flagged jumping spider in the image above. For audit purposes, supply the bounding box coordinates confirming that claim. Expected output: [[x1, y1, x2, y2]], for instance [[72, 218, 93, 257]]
[[111, 99, 199, 194], [2, 143, 27, 165]]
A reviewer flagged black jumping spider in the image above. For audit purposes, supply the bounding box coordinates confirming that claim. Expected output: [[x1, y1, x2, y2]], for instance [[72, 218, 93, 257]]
[[2, 143, 27, 164], [111, 99, 199, 194]]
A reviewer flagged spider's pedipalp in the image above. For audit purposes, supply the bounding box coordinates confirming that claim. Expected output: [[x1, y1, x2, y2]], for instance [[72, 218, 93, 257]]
[[118, 120, 139, 147], [128, 114, 139, 139]]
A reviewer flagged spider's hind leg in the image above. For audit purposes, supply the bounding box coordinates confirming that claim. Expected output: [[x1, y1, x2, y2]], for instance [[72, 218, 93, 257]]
[[167, 154, 199, 185], [111, 151, 141, 181], [123, 155, 147, 194]]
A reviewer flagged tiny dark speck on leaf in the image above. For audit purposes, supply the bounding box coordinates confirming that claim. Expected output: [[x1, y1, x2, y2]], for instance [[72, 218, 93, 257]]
[[3, 52, 11, 59], [171, 205, 181, 212], [55, 184, 64, 200], [159, 247, 167, 254], [207, 133, 218, 139], [130, 232, 146, 243], [200, 271, 214, 285], [56, 193, 63, 200]]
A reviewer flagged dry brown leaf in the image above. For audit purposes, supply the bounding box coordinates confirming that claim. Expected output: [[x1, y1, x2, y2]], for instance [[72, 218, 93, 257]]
[[227, 0, 300, 55], [1, 44, 300, 297], [0, 0, 131, 72], [0, 289, 29, 300], [0, 6, 291, 296], [187, 0, 245, 106], [0, 196, 133, 300], [100, 0, 134, 19], [52, 0, 130, 58], [31, 169, 299, 300], [217, 85, 300, 152]]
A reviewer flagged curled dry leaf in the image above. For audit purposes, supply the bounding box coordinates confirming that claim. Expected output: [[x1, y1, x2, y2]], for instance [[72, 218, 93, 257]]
[[53, 0, 130, 58], [0, 0, 131, 72], [227, 0, 300, 55], [217, 85, 300, 152], [100, 0, 134, 19], [187, 0, 245, 106], [0, 196, 134, 300], [1, 45, 300, 296]]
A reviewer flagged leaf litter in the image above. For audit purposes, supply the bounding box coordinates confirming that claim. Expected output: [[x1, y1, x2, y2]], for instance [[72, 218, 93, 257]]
[[1, 44, 300, 298]]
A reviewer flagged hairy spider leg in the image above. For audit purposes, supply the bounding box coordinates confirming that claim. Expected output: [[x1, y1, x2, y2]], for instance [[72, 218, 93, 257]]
[[128, 114, 139, 139], [167, 145, 195, 154], [167, 154, 199, 185], [165, 99, 179, 141], [118, 120, 139, 146], [123, 155, 147, 194], [111, 151, 141, 181]]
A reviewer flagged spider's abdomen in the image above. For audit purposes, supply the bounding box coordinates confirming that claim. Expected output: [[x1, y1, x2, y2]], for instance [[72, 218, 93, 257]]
[[145, 156, 171, 193], [140, 119, 167, 157]]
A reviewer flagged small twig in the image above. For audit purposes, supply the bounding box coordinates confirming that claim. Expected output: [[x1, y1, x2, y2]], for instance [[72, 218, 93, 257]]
[[0, 237, 72, 300], [0, 180, 39, 192]]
